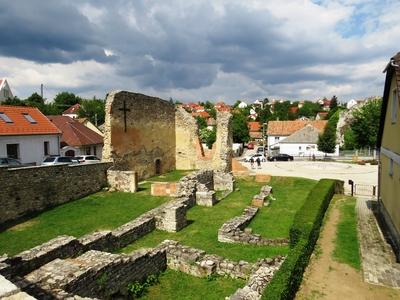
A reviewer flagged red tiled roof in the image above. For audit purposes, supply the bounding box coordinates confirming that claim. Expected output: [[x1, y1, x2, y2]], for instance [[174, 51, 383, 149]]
[[215, 102, 231, 112], [47, 115, 103, 147], [0, 105, 61, 136], [248, 121, 261, 132], [192, 111, 210, 118], [63, 103, 81, 115], [267, 120, 327, 136]]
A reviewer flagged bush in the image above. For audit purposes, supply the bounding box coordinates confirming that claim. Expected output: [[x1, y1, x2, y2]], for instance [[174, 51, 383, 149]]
[[262, 179, 337, 300]]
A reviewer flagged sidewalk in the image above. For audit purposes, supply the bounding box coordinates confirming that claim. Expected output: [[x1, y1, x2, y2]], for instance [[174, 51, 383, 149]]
[[356, 197, 400, 288]]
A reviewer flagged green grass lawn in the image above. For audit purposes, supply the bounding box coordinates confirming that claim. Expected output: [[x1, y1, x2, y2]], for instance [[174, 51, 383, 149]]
[[333, 196, 361, 270], [121, 177, 316, 262], [0, 182, 170, 256], [146, 170, 193, 182], [249, 177, 317, 239], [139, 269, 244, 300]]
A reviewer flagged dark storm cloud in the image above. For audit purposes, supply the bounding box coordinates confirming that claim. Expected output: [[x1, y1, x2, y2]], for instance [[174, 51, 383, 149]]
[[0, 0, 109, 63]]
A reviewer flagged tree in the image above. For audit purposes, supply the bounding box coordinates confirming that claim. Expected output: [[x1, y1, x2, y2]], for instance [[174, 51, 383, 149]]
[[258, 105, 272, 124], [78, 98, 106, 126], [199, 128, 216, 149], [298, 101, 321, 118], [272, 101, 291, 120], [350, 98, 382, 148], [329, 95, 338, 110], [53, 92, 81, 111], [195, 116, 207, 130], [343, 128, 356, 150], [2, 96, 26, 106], [317, 125, 336, 154], [232, 112, 249, 143]]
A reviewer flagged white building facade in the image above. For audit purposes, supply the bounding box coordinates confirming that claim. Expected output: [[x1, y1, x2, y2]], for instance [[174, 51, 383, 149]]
[[0, 79, 13, 103]]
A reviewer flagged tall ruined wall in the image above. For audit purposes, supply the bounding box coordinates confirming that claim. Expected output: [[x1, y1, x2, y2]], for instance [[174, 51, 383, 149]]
[[103, 91, 176, 180], [175, 107, 203, 170], [0, 163, 111, 229], [212, 111, 233, 172]]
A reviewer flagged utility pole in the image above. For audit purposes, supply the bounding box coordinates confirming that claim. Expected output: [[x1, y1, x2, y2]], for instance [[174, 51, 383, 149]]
[[40, 84, 43, 99]]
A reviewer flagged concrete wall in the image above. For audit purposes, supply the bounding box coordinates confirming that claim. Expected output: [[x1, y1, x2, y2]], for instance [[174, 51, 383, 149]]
[[0, 163, 111, 228], [279, 143, 339, 157], [0, 134, 60, 165], [103, 91, 176, 180], [61, 144, 103, 159]]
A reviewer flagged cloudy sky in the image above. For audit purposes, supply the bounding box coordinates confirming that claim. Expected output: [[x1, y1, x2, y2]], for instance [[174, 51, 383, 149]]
[[0, 0, 398, 104]]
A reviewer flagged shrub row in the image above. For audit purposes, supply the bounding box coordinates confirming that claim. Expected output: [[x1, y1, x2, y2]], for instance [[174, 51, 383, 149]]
[[262, 179, 339, 300]]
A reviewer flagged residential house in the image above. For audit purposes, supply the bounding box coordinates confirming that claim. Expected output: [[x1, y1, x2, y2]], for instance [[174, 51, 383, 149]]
[[346, 99, 357, 110], [238, 101, 248, 109], [279, 124, 339, 157], [206, 117, 216, 130], [0, 105, 61, 165], [48, 115, 103, 158], [0, 78, 13, 103], [315, 111, 328, 120], [248, 121, 263, 142], [266, 120, 328, 153], [76, 118, 104, 136], [215, 102, 231, 112], [377, 52, 400, 257], [62, 103, 81, 119], [318, 98, 331, 111]]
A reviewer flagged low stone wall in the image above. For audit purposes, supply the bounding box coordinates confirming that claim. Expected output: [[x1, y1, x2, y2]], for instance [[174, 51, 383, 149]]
[[252, 185, 272, 208], [227, 256, 285, 300], [0, 163, 111, 229], [214, 171, 234, 191], [218, 206, 288, 246], [159, 240, 252, 279], [107, 169, 138, 192], [24, 249, 166, 299]]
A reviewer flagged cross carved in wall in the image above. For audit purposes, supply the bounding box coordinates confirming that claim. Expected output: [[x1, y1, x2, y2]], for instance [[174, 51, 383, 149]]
[[118, 100, 130, 132]]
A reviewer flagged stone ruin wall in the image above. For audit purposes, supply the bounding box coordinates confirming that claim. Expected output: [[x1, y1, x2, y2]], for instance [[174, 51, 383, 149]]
[[102, 91, 176, 180], [0, 163, 111, 230], [175, 107, 233, 172]]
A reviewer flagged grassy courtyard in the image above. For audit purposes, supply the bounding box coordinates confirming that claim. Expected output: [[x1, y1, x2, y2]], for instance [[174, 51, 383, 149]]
[[121, 176, 316, 262]]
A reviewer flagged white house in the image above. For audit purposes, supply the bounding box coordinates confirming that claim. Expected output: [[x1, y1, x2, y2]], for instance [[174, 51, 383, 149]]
[[0, 79, 13, 103], [346, 99, 357, 110], [238, 101, 248, 109], [0, 105, 61, 165], [48, 115, 103, 158], [279, 124, 339, 157], [266, 120, 328, 152], [62, 103, 81, 119]]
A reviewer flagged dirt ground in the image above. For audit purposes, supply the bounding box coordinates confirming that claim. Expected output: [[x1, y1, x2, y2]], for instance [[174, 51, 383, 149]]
[[296, 197, 400, 300]]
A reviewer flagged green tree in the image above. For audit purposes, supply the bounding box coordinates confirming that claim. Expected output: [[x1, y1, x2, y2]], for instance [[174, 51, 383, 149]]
[[343, 128, 356, 150], [78, 98, 106, 125], [272, 101, 291, 120], [317, 125, 336, 154], [351, 98, 382, 148], [298, 101, 321, 118], [196, 116, 207, 130], [329, 95, 338, 110], [258, 106, 272, 124], [199, 128, 216, 149], [2, 96, 26, 106], [53, 92, 81, 111], [232, 112, 249, 143]]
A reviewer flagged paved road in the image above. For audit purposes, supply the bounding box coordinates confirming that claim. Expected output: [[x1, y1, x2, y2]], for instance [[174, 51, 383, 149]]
[[237, 151, 378, 194]]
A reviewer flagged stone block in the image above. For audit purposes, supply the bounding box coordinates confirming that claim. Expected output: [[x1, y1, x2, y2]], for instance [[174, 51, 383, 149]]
[[107, 170, 138, 192], [196, 191, 217, 207], [151, 182, 177, 196], [252, 197, 264, 208]]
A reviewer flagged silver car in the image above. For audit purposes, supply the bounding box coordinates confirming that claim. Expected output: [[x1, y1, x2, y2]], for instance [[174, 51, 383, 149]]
[[41, 156, 76, 166]]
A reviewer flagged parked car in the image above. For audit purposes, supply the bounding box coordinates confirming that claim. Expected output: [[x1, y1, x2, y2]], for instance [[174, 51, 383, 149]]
[[267, 153, 294, 161], [41, 156, 77, 166], [75, 155, 101, 164], [244, 153, 267, 162], [256, 146, 265, 154], [0, 157, 22, 167]]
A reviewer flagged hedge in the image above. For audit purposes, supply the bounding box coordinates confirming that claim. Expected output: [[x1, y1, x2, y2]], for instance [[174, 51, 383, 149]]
[[262, 179, 338, 300]]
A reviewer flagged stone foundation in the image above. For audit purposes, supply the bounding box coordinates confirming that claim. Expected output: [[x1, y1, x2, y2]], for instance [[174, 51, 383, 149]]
[[24, 248, 166, 299], [251, 185, 273, 207], [214, 171, 234, 191], [107, 170, 138, 192], [218, 206, 288, 246]]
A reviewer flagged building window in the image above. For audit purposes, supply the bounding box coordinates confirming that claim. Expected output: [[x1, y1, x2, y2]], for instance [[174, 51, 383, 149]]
[[299, 146, 302, 150], [4, 90, 9, 98], [44, 141, 49, 156], [389, 159, 394, 177], [86, 146, 91, 155], [22, 113, 37, 124], [275, 137, 279, 142], [392, 89, 398, 123], [7, 144, 19, 159], [0, 112, 13, 123], [93, 146, 97, 156]]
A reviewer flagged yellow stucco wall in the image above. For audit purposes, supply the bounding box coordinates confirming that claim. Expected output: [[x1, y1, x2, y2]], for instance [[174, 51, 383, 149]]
[[380, 155, 400, 235], [380, 74, 400, 236], [381, 75, 400, 153]]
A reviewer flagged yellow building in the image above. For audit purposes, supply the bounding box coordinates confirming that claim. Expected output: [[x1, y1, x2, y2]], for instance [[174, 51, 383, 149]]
[[378, 52, 400, 258]]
